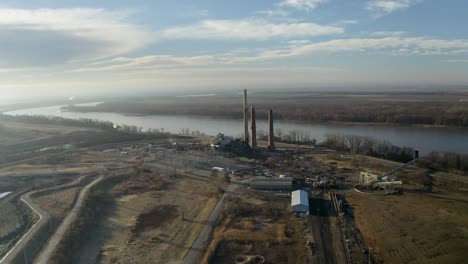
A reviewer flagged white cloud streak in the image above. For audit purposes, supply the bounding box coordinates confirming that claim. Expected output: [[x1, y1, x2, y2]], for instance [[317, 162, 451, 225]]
[[240, 37, 468, 62], [160, 19, 343, 40], [0, 8, 152, 66], [278, 0, 328, 11], [73, 36, 468, 73], [366, 0, 422, 15]]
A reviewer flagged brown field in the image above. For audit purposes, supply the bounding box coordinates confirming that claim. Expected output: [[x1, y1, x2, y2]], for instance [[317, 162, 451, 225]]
[[347, 191, 468, 263], [62, 162, 220, 264], [0, 122, 89, 146], [311, 152, 468, 264], [32, 187, 80, 220], [202, 193, 310, 264]]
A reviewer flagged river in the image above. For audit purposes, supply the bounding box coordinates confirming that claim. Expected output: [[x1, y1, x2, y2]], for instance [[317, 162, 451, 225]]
[[4, 104, 468, 155]]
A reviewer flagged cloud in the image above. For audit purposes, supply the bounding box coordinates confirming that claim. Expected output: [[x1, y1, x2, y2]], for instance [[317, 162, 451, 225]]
[[234, 37, 468, 62], [74, 36, 468, 73], [366, 0, 422, 15], [256, 9, 290, 17], [0, 8, 152, 67], [160, 19, 343, 40], [371, 31, 407, 36], [72, 55, 222, 72], [278, 0, 328, 11]]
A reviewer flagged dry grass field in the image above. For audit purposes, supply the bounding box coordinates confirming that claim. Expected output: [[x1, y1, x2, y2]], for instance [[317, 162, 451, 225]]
[[202, 194, 310, 264], [347, 191, 468, 264], [311, 153, 468, 263], [0, 122, 89, 146], [67, 164, 219, 264]]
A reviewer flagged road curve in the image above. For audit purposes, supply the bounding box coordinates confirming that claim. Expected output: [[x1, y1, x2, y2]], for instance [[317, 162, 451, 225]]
[[0, 176, 90, 264], [35, 175, 103, 264], [0, 193, 50, 264]]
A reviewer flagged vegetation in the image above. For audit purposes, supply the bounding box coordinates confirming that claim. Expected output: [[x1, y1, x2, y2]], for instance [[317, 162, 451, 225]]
[[0, 114, 115, 130], [258, 128, 317, 145], [324, 133, 416, 163], [62, 93, 468, 127], [418, 152, 468, 175]]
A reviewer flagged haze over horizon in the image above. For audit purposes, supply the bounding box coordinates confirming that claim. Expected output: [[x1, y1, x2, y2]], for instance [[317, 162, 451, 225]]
[[1, 0, 468, 101]]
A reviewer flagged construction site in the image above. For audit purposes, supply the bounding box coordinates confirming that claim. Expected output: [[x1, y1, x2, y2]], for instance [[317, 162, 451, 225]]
[[0, 89, 467, 264]]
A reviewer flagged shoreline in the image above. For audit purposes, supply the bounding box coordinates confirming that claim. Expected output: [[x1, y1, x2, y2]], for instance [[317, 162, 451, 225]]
[[63, 110, 467, 129]]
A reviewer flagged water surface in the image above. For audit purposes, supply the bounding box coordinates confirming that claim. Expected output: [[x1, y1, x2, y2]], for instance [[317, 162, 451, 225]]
[[5, 105, 468, 155]]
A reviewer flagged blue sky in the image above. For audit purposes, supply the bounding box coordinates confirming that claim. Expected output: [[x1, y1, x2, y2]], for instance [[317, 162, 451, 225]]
[[1, 0, 467, 100]]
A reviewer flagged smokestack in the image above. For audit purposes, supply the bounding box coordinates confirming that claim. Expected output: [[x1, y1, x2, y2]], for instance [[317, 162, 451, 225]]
[[250, 106, 257, 148], [268, 109, 275, 150], [243, 89, 249, 143]]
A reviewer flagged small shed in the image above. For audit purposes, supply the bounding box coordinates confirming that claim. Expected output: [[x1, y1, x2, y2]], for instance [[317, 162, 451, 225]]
[[291, 190, 309, 214]]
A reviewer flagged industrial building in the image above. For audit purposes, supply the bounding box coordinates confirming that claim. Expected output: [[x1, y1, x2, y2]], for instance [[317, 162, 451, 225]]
[[291, 190, 309, 214], [249, 177, 292, 191]]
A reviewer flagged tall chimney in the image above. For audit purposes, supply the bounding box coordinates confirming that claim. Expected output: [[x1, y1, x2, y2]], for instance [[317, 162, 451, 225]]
[[243, 89, 249, 143], [250, 106, 257, 148], [268, 109, 275, 150]]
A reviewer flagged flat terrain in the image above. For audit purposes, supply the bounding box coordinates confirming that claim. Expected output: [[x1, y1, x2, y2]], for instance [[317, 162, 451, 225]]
[[0, 122, 89, 146], [310, 152, 468, 263], [202, 192, 311, 264], [92, 166, 219, 264], [347, 191, 468, 263]]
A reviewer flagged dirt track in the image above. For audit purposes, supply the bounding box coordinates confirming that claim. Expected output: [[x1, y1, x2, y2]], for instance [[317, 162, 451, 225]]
[[35, 175, 103, 264]]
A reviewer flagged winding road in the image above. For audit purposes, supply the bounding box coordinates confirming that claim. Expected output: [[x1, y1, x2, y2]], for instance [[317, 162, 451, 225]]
[[35, 175, 103, 264], [0, 191, 50, 264]]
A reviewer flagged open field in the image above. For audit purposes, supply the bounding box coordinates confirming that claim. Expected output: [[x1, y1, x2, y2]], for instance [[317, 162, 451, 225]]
[[202, 192, 310, 264], [86, 165, 219, 264], [0, 122, 91, 146], [347, 191, 468, 263], [309, 152, 468, 263]]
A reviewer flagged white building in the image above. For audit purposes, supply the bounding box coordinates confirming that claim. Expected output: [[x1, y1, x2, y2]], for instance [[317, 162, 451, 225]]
[[291, 190, 309, 214]]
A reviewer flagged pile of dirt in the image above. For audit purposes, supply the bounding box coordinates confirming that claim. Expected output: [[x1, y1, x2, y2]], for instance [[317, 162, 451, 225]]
[[132, 205, 179, 235]]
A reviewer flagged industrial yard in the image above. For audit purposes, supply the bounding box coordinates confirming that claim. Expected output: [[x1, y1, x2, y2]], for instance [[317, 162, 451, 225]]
[[1, 90, 467, 264]]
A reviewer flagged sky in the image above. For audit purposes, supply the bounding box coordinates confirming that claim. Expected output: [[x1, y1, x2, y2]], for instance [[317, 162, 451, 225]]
[[1, 0, 468, 101]]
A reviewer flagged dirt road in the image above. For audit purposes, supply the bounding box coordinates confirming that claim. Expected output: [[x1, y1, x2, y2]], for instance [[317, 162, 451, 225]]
[[0, 191, 49, 264], [35, 175, 103, 264], [182, 183, 237, 264]]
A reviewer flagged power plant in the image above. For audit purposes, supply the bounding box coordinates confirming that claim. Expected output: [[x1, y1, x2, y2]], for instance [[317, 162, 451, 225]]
[[242, 90, 274, 150], [243, 89, 249, 144], [268, 109, 275, 150], [250, 106, 257, 148]]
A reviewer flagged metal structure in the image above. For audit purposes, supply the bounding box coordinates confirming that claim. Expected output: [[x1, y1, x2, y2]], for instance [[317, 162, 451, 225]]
[[268, 109, 275, 150], [359, 155, 420, 194], [250, 106, 257, 148], [243, 89, 249, 143]]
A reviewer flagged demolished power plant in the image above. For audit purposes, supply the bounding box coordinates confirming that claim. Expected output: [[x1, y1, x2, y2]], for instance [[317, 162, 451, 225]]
[[242, 89, 274, 150]]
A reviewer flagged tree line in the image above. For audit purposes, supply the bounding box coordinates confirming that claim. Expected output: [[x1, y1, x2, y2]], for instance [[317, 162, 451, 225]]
[[418, 152, 468, 175], [257, 128, 317, 145], [64, 100, 468, 127], [323, 133, 416, 163]]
